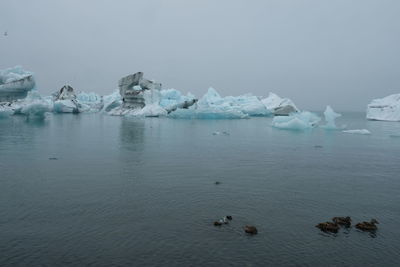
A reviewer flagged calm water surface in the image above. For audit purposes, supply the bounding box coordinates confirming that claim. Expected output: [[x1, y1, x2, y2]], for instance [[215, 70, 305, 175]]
[[1, 113, 400, 266]]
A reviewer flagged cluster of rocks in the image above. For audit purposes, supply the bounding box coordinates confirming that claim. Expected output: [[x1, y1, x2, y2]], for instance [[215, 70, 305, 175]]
[[316, 216, 379, 233]]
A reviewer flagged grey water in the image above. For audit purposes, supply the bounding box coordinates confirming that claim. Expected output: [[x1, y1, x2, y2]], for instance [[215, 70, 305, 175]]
[[1, 113, 400, 267]]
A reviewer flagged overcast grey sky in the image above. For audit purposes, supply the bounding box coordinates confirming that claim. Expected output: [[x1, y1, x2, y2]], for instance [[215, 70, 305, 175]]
[[1, 0, 399, 111]]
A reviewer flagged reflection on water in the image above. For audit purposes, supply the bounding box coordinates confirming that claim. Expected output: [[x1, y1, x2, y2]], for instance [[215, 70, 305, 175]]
[[119, 118, 145, 151]]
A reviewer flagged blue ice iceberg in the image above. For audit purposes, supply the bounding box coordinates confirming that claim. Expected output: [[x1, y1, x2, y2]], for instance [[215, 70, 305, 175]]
[[168, 88, 256, 119], [321, 105, 342, 130], [271, 111, 321, 130], [19, 91, 52, 118]]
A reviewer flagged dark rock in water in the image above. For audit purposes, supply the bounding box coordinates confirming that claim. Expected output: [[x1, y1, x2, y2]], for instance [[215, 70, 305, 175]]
[[214, 221, 223, 226], [215, 181, 221, 185], [48, 157, 58, 160], [244, 225, 258, 235], [226, 216, 233, 220], [355, 219, 379, 231], [332, 216, 351, 227], [315, 222, 339, 233]]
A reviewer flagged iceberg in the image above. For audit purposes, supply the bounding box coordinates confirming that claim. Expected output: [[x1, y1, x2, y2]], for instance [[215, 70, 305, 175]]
[[0, 66, 35, 102], [366, 94, 400, 121], [321, 105, 342, 130], [76, 92, 103, 113], [119, 72, 161, 109], [159, 89, 197, 113], [271, 111, 321, 130], [342, 129, 371, 135], [261, 93, 298, 116], [102, 90, 122, 112], [19, 91, 52, 118], [168, 88, 250, 119], [53, 85, 81, 113]]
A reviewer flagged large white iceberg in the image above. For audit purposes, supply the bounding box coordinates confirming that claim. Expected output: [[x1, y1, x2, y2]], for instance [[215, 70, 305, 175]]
[[271, 111, 321, 130], [261, 93, 298, 116], [321, 105, 342, 130], [366, 94, 400, 121], [0, 66, 35, 102]]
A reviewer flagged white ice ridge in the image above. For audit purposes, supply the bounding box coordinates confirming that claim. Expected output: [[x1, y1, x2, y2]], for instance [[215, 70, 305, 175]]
[[321, 105, 342, 130], [169, 87, 297, 119], [271, 111, 321, 130], [342, 129, 371, 135], [366, 94, 400, 121]]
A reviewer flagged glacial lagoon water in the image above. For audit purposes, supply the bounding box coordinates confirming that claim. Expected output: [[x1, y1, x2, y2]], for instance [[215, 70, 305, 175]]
[[1, 113, 400, 266]]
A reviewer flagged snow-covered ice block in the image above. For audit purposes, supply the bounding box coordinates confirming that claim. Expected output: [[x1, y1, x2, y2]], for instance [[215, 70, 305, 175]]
[[271, 111, 321, 130], [261, 93, 298, 115], [367, 94, 400, 121], [342, 129, 371, 135], [0, 66, 35, 102]]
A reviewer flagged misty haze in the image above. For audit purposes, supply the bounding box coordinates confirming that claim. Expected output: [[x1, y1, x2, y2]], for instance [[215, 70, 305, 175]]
[[1, 1, 400, 266]]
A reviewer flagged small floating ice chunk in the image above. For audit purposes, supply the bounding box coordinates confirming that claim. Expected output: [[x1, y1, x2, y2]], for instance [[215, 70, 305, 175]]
[[321, 105, 342, 130], [271, 111, 321, 130], [342, 129, 371, 135]]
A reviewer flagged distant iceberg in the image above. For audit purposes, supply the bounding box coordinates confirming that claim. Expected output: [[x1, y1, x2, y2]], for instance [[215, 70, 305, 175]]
[[343, 129, 371, 135], [168, 88, 250, 119], [321, 105, 342, 130], [366, 94, 400, 121], [0, 66, 35, 102], [261, 93, 298, 116], [271, 111, 321, 130]]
